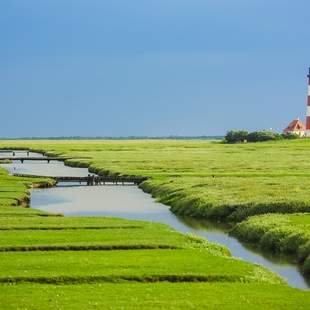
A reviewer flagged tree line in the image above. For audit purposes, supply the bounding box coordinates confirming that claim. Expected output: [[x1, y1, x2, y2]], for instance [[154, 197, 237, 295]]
[[224, 130, 299, 143]]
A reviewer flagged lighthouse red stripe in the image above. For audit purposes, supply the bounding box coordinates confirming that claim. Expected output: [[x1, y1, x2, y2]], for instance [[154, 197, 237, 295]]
[[307, 117, 310, 130]]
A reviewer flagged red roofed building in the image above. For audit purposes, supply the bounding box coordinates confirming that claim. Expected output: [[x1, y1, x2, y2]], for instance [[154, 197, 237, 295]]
[[283, 119, 305, 137]]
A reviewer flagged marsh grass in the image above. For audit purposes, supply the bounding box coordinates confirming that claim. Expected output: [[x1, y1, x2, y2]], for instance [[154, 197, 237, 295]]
[[2, 139, 310, 222], [231, 214, 310, 274], [1, 283, 309, 310], [0, 249, 282, 285], [1, 141, 310, 307]]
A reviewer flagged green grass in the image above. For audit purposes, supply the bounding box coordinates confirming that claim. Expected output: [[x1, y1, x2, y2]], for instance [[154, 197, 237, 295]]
[[0, 139, 306, 269], [0, 214, 229, 253], [0, 159, 12, 164], [0, 224, 193, 249], [1, 140, 310, 307], [231, 213, 310, 274], [0, 215, 150, 229], [0, 167, 54, 206], [0, 205, 54, 217], [141, 176, 310, 222], [1, 283, 309, 310], [0, 249, 280, 284], [2, 139, 310, 222]]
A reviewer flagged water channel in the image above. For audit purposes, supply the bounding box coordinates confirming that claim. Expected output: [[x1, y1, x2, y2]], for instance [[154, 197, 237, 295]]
[[1, 150, 309, 290]]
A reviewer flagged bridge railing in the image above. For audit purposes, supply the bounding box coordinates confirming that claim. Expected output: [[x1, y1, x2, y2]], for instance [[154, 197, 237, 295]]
[[13, 173, 149, 185]]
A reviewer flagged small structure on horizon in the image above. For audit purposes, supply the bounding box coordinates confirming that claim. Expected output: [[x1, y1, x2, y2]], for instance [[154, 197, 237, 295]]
[[306, 67, 310, 136], [283, 119, 305, 137], [282, 67, 310, 138]]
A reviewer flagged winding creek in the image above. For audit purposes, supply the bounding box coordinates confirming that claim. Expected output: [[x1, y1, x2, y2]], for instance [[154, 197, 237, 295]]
[[1, 150, 309, 290]]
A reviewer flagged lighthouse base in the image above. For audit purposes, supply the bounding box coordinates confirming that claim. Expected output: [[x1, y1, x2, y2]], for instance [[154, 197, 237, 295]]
[[304, 130, 310, 137]]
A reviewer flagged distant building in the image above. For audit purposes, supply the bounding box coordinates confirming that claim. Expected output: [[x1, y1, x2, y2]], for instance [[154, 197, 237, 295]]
[[283, 119, 305, 137], [306, 67, 310, 136]]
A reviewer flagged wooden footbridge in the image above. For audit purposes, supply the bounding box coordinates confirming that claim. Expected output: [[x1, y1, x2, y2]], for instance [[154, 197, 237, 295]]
[[13, 173, 148, 186], [1, 157, 73, 163]]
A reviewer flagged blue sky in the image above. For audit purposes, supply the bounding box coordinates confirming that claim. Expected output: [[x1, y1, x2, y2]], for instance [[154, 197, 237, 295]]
[[1, 0, 309, 137]]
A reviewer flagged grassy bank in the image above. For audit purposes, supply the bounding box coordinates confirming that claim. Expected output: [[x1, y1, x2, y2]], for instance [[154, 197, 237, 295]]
[[0, 166, 54, 207], [0, 249, 278, 284], [231, 213, 310, 275], [141, 176, 310, 222]]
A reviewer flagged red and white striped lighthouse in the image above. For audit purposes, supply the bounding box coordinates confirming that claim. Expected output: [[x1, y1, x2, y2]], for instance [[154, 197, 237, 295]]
[[306, 67, 310, 137]]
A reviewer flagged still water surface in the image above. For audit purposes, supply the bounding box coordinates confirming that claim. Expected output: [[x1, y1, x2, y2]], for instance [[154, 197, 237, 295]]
[[1, 150, 309, 290]]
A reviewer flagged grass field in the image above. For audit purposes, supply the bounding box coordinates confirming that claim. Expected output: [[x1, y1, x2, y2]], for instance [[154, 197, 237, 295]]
[[1, 283, 309, 310], [2, 169, 306, 308], [232, 214, 310, 273], [0, 222, 199, 250], [0, 249, 277, 284], [2, 139, 310, 221], [1, 140, 310, 308], [0, 166, 54, 207]]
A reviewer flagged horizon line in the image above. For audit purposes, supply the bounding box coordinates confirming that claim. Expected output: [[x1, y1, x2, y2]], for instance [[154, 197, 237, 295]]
[[0, 135, 224, 141]]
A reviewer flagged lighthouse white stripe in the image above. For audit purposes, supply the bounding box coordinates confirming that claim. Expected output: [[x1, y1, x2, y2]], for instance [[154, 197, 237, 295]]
[[307, 106, 310, 116], [308, 85, 310, 96]]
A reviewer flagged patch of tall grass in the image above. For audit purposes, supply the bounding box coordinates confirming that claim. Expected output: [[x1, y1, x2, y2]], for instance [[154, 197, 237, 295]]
[[141, 176, 310, 222], [231, 214, 310, 274]]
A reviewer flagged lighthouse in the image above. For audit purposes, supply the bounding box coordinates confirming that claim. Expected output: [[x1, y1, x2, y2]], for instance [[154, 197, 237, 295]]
[[306, 67, 310, 137]]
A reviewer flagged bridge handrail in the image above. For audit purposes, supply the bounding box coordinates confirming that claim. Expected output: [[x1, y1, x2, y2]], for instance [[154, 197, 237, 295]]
[[13, 173, 148, 183], [0, 157, 73, 161]]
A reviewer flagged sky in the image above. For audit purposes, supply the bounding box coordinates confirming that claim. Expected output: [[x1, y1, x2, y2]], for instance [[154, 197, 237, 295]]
[[1, 0, 309, 137]]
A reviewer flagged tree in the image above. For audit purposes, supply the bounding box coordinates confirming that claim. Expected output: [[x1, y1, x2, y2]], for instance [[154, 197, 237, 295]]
[[224, 130, 249, 143], [247, 130, 283, 142], [281, 132, 299, 140]]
